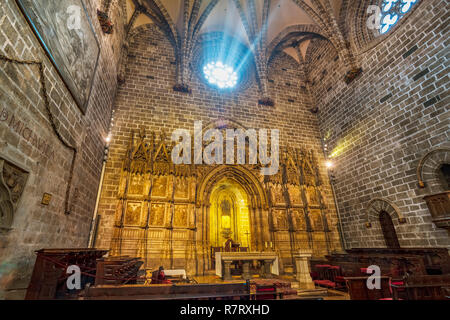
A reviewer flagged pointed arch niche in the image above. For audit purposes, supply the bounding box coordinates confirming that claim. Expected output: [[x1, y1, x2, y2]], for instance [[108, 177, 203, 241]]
[[365, 198, 406, 248]]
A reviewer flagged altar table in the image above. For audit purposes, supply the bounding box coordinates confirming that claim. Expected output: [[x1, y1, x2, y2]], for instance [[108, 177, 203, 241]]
[[215, 252, 279, 280]]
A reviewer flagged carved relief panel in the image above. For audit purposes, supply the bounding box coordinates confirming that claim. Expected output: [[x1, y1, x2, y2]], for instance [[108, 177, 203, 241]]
[[271, 184, 285, 206], [306, 186, 319, 206], [292, 208, 306, 231], [152, 175, 168, 198], [310, 209, 324, 231], [174, 204, 189, 227], [288, 184, 302, 205], [124, 201, 144, 226], [174, 176, 189, 200], [129, 174, 146, 195], [273, 209, 289, 230], [150, 203, 166, 226], [0, 158, 29, 230]]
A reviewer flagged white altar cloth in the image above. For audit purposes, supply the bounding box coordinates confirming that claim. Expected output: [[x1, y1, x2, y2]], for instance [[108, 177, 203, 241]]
[[164, 269, 187, 279]]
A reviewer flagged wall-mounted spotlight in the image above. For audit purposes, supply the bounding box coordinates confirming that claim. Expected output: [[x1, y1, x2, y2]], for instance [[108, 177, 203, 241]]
[[326, 160, 334, 169]]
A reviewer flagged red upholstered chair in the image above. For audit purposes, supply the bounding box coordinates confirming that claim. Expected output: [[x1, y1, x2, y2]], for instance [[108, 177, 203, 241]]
[[255, 285, 278, 300], [360, 268, 374, 275], [329, 266, 345, 289], [150, 269, 172, 284], [316, 265, 331, 280], [313, 265, 342, 289]]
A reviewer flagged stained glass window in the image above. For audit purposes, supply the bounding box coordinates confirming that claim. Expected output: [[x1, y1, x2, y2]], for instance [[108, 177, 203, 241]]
[[380, 0, 418, 34]]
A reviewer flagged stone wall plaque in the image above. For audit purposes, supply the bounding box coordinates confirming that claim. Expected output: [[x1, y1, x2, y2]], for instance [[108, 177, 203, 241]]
[[41, 193, 52, 205]]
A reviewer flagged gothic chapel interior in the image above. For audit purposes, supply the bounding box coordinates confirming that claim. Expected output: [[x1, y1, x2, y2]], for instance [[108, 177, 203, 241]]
[[0, 0, 448, 301]]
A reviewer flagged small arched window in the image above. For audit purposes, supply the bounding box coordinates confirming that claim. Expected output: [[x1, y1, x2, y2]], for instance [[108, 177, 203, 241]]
[[380, 0, 418, 34], [379, 211, 400, 248], [437, 164, 450, 190]]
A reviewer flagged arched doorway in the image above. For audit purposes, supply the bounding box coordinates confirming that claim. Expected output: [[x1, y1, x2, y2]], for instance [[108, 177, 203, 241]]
[[209, 178, 251, 249], [379, 211, 400, 248], [197, 165, 269, 273]]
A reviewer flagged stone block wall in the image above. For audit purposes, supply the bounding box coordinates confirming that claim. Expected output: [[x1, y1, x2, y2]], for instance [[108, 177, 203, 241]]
[[0, 0, 124, 298], [309, 0, 449, 249]]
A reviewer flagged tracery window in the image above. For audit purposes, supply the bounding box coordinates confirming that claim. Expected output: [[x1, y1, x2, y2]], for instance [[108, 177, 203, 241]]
[[380, 0, 418, 34]]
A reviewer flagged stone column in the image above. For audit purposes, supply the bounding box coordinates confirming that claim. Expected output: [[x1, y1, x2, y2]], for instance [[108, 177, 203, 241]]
[[242, 261, 251, 280], [262, 259, 273, 278], [223, 260, 233, 281], [293, 250, 316, 290]]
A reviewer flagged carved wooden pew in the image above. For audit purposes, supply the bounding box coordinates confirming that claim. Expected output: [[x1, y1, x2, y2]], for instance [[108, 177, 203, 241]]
[[392, 275, 450, 300], [311, 253, 426, 288], [347, 248, 450, 275], [25, 249, 108, 300], [81, 282, 251, 300], [344, 276, 392, 300], [95, 256, 144, 285], [26, 249, 144, 300], [325, 253, 427, 279]]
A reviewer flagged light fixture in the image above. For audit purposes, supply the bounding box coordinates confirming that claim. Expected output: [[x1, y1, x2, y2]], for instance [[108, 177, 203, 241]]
[[326, 160, 334, 169], [203, 61, 238, 89]]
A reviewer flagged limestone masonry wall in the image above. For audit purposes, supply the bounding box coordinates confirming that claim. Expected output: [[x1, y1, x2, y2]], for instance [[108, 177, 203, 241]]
[[0, 0, 124, 298], [309, 0, 449, 249]]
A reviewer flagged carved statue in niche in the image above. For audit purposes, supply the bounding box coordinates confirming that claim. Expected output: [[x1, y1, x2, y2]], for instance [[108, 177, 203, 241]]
[[150, 203, 165, 226], [0, 159, 29, 230], [152, 176, 167, 198], [274, 210, 288, 230], [307, 186, 319, 205], [220, 199, 233, 239], [174, 177, 188, 199], [125, 201, 142, 226], [174, 205, 188, 227], [292, 209, 306, 230], [288, 185, 302, 205]]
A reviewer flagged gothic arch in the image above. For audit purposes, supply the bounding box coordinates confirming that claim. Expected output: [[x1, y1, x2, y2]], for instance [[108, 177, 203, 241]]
[[196, 165, 268, 210], [366, 198, 406, 227], [345, 0, 424, 54], [0, 158, 29, 231], [266, 24, 331, 61], [417, 148, 450, 191], [0, 182, 14, 231], [365, 198, 405, 248], [196, 164, 270, 254]]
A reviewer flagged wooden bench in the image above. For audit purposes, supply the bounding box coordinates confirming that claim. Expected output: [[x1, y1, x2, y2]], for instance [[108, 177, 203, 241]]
[[95, 256, 144, 285], [25, 248, 108, 300], [392, 275, 450, 300], [344, 276, 392, 300], [347, 248, 450, 275], [81, 282, 251, 300], [310, 253, 426, 291], [322, 253, 427, 279]]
